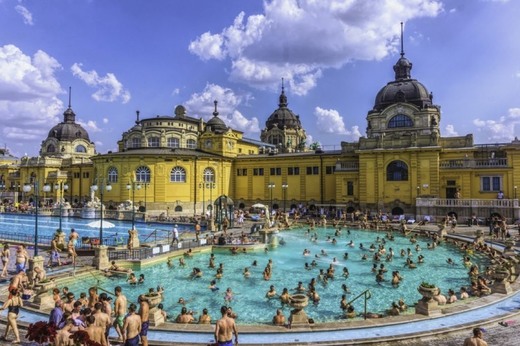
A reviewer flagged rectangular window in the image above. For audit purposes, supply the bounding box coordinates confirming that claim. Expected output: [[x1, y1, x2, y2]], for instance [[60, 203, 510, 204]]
[[288, 167, 300, 175], [73, 172, 80, 178], [148, 137, 160, 147], [82, 172, 89, 178], [347, 181, 354, 196], [237, 169, 247, 176], [131, 137, 141, 148], [253, 168, 264, 176], [481, 176, 502, 192], [270, 167, 281, 176], [306, 166, 319, 175], [326, 166, 335, 174]]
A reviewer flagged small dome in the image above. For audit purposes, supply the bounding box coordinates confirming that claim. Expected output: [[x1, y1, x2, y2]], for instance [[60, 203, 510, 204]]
[[206, 100, 228, 133], [47, 107, 90, 141], [206, 116, 227, 132], [265, 86, 302, 130]]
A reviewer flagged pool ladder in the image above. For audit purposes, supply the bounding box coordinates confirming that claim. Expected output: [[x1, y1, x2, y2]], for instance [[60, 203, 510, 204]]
[[347, 289, 372, 320]]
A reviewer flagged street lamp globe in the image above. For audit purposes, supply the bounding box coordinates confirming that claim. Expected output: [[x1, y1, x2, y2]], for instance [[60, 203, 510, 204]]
[[22, 184, 31, 194]]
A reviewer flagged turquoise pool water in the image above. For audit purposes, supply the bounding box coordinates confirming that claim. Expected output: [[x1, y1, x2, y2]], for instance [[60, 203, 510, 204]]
[[64, 226, 491, 325]]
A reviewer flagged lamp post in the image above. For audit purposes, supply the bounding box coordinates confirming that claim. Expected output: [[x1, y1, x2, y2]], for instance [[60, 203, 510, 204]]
[[208, 183, 216, 219], [142, 183, 149, 212], [91, 178, 112, 244], [198, 182, 206, 217], [126, 181, 141, 229], [23, 181, 51, 256], [0, 180, 5, 202], [282, 183, 288, 212], [268, 182, 275, 211], [54, 181, 69, 231], [512, 186, 518, 224]]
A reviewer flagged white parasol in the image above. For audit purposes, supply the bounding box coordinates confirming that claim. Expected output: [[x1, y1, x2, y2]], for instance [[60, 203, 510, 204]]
[[87, 220, 116, 228]]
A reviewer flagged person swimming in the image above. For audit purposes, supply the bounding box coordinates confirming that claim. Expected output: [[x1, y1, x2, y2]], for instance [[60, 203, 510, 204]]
[[209, 280, 219, 292], [224, 287, 234, 301]]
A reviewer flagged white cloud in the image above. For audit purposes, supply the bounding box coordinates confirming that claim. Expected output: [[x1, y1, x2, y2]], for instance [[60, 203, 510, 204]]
[[189, 0, 442, 95], [184, 83, 260, 134], [71, 63, 131, 104], [15, 5, 33, 25], [188, 32, 226, 61], [102, 118, 109, 124], [77, 119, 101, 132], [314, 106, 362, 141], [444, 124, 459, 136], [171, 88, 180, 96], [0, 45, 63, 153], [473, 108, 520, 142]]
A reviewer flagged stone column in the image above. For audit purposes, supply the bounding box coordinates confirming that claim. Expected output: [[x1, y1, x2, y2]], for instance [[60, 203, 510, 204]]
[[415, 285, 442, 316], [27, 255, 44, 287], [29, 255, 56, 310], [288, 294, 310, 327], [93, 245, 110, 270]]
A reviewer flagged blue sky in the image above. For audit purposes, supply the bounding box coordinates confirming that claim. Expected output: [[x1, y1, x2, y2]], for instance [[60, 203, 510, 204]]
[[1, 0, 519, 157]]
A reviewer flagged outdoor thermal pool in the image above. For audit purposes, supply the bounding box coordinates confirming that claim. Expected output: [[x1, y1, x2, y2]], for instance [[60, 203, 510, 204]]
[[64, 226, 491, 324]]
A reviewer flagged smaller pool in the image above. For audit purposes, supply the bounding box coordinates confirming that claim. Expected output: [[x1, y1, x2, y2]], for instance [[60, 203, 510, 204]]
[[0, 213, 195, 245], [66, 226, 491, 325]]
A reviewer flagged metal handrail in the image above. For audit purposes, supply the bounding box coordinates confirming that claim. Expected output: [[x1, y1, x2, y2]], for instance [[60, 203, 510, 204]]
[[347, 289, 372, 320], [142, 228, 172, 243]]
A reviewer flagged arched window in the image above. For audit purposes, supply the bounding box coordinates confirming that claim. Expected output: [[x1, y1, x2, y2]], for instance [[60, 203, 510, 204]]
[[186, 139, 197, 149], [148, 136, 160, 147], [388, 114, 413, 128], [135, 166, 151, 183], [170, 166, 186, 182], [107, 167, 118, 183], [75, 145, 87, 153], [174, 205, 183, 212], [386, 160, 408, 181], [167, 137, 180, 148], [46, 144, 56, 153], [203, 167, 215, 183]]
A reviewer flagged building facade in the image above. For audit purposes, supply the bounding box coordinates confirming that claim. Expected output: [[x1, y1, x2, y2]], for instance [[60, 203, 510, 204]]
[[1, 49, 519, 223]]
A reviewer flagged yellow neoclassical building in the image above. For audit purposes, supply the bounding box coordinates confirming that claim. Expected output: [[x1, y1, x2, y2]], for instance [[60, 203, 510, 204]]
[[1, 49, 520, 223]]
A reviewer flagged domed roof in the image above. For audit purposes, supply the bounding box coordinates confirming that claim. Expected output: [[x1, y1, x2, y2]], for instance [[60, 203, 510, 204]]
[[265, 86, 302, 130], [47, 107, 90, 141], [206, 100, 228, 133], [374, 78, 432, 111], [373, 25, 433, 111]]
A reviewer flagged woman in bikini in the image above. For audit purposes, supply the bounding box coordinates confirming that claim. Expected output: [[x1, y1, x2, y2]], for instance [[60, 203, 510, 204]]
[[0, 288, 23, 343]]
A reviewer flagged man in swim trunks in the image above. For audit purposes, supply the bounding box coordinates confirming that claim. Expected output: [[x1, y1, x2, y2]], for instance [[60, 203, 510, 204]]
[[215, 305, 238, 346], [138, 294, 149, 346], [122, 303, 141, 346], [15, 245, 28, 273], [49, 236, 62, 267], [114, 286, 127, 341]]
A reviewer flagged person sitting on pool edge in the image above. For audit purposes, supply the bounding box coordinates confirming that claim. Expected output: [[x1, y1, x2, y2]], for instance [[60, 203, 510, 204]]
[[198, 308, 211, 324], [272, 309, 286, 326], [175, 307, 195, 323]]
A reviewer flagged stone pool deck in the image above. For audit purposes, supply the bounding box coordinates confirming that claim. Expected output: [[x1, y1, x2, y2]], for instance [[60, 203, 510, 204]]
[[0, 222, 519, 345]]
